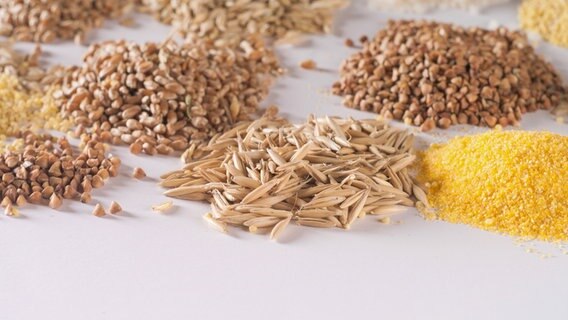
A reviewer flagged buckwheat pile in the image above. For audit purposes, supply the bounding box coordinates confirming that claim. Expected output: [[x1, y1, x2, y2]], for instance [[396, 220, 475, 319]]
[[332, 20, 566, 131], [55, 37, 281, 156], [0, 0, 132, 44], [137, 0, 348, 45], [161, 111, 422, 240], [0, 132, 120, 215]]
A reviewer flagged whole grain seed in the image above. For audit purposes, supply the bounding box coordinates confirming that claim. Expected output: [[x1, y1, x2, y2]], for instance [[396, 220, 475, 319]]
[[300, 59, 318, 70], [332, 20, 566, 131], [133, 167, 147, 180], [152, 200, 173, 213], [93, 203, 106, 217], [56, 38, 281, 156], [161, 111, 421, 240], [109, 201, 122, 214], [417, 130, 568, 241]]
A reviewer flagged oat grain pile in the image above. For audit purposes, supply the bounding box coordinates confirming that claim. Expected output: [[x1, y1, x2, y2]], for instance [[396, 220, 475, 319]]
[[137, 0, 348, 45], [56, 38, 281, 156], [417, 130, 568, 241], [332, 20, 566, 131], [0, 132, 121, 214], [161, 111, 422, 239], [0, 0, 132, 44]]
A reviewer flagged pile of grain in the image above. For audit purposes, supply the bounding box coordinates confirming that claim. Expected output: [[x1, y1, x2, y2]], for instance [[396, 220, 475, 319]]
[[417, 130, 568, 241], [368, 0, 510, 13], [55, 37, 281, 156], [161, 111, 423, 239], [332, 20, 566, 131], [137, 0, 348, 45], [0, 0, 132, 44], [0, 132, 121, 215], [519, 0, 568, 48]]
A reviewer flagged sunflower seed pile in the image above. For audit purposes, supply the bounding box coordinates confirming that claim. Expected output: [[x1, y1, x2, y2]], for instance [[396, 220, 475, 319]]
[[161, 111, 422, 240], [55, 37, 281, 156], [137, 0, 348, 45], [332, 20, 566, 131], [0, 0, 132, 44]]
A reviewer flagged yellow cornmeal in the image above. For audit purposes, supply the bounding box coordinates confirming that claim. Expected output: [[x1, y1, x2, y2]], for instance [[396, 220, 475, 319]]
[[519, 0, 568, 47], [417, 130, 568, 242], [0, 73, 72, 150]]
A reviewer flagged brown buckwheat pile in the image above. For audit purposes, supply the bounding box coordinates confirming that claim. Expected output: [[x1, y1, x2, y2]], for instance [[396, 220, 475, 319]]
[[55, 37, 281, 156], [332, 20, 566, 131]]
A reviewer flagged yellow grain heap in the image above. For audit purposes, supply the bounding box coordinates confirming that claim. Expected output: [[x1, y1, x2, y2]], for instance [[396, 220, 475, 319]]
[[0, 74, 72, 150], [417, 130, 568, 241], [519, 0, 568, 47]]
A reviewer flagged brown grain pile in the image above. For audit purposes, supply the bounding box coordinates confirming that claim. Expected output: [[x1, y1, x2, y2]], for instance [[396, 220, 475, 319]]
[[55, 37, 281, 156], [161, 111, 422, 239], [136, 0, 348, 45], [0, 0, 132, 44], [0, 132, 120, 214], [332, 20, 566, 131]]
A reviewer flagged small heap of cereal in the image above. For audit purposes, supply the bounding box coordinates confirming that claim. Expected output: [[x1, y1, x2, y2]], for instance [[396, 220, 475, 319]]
[[332, 20, 566, 131], [519, 0, 568, 48]]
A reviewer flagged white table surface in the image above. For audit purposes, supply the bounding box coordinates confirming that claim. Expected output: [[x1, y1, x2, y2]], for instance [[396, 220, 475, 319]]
[[1, 1, 567, 319]]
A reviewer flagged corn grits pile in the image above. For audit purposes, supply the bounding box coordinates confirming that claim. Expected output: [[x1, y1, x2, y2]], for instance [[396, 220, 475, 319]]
[[161, 111, 423, 240], [417, 130, 568, 241], [519, 0, 568, 48]]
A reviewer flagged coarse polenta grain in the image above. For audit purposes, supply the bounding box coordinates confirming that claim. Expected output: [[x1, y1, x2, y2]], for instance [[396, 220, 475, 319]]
[[417, 130, 568, 241], [0, 74, 72, 149], [519, 0, 568, 47]]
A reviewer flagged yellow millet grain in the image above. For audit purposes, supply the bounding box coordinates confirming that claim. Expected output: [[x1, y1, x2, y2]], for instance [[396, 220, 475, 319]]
[[0, 74, 72, 149], [417, 130, 568, 241], [519, 0, 568, 47]]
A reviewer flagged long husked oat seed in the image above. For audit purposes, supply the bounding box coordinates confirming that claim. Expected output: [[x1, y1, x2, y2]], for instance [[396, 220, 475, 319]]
[[137, 0, 348, 45], [0, 0, 132, 44], [55, 37, 281, 156], [161, 111, 423, 240], [332, 20, 566, 131]]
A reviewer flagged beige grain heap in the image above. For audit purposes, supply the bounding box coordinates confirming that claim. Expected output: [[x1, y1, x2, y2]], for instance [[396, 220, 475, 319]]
[[0, 0, 132, 44], [332, 20, 566, 131], [137, 0, 348, 45], [55, 37, 281, 156], [0, 132, 120, 214], [161, 111, 422, 239]]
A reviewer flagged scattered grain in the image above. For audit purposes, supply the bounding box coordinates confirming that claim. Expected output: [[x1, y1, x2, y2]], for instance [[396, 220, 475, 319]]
[[93, 203, 106, 217], [133, 167, 147, 180], [109, 201, 122, 214], [152, 200, 173, 213]]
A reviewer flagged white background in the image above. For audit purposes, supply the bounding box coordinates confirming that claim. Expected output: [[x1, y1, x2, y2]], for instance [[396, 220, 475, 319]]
[[1, 1, 567, 319]]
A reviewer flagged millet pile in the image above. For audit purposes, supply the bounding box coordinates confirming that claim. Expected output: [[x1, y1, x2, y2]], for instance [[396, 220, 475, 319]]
[[161, 111, 422, 239], [519, 0, 568, 48], [417, 130, 568, 241], [332, 20, 566, 131], [0, 132, 120, 212], [136, 0, 348, 45], [55, 37, 281, 156], [0, 0, 132, 44]]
